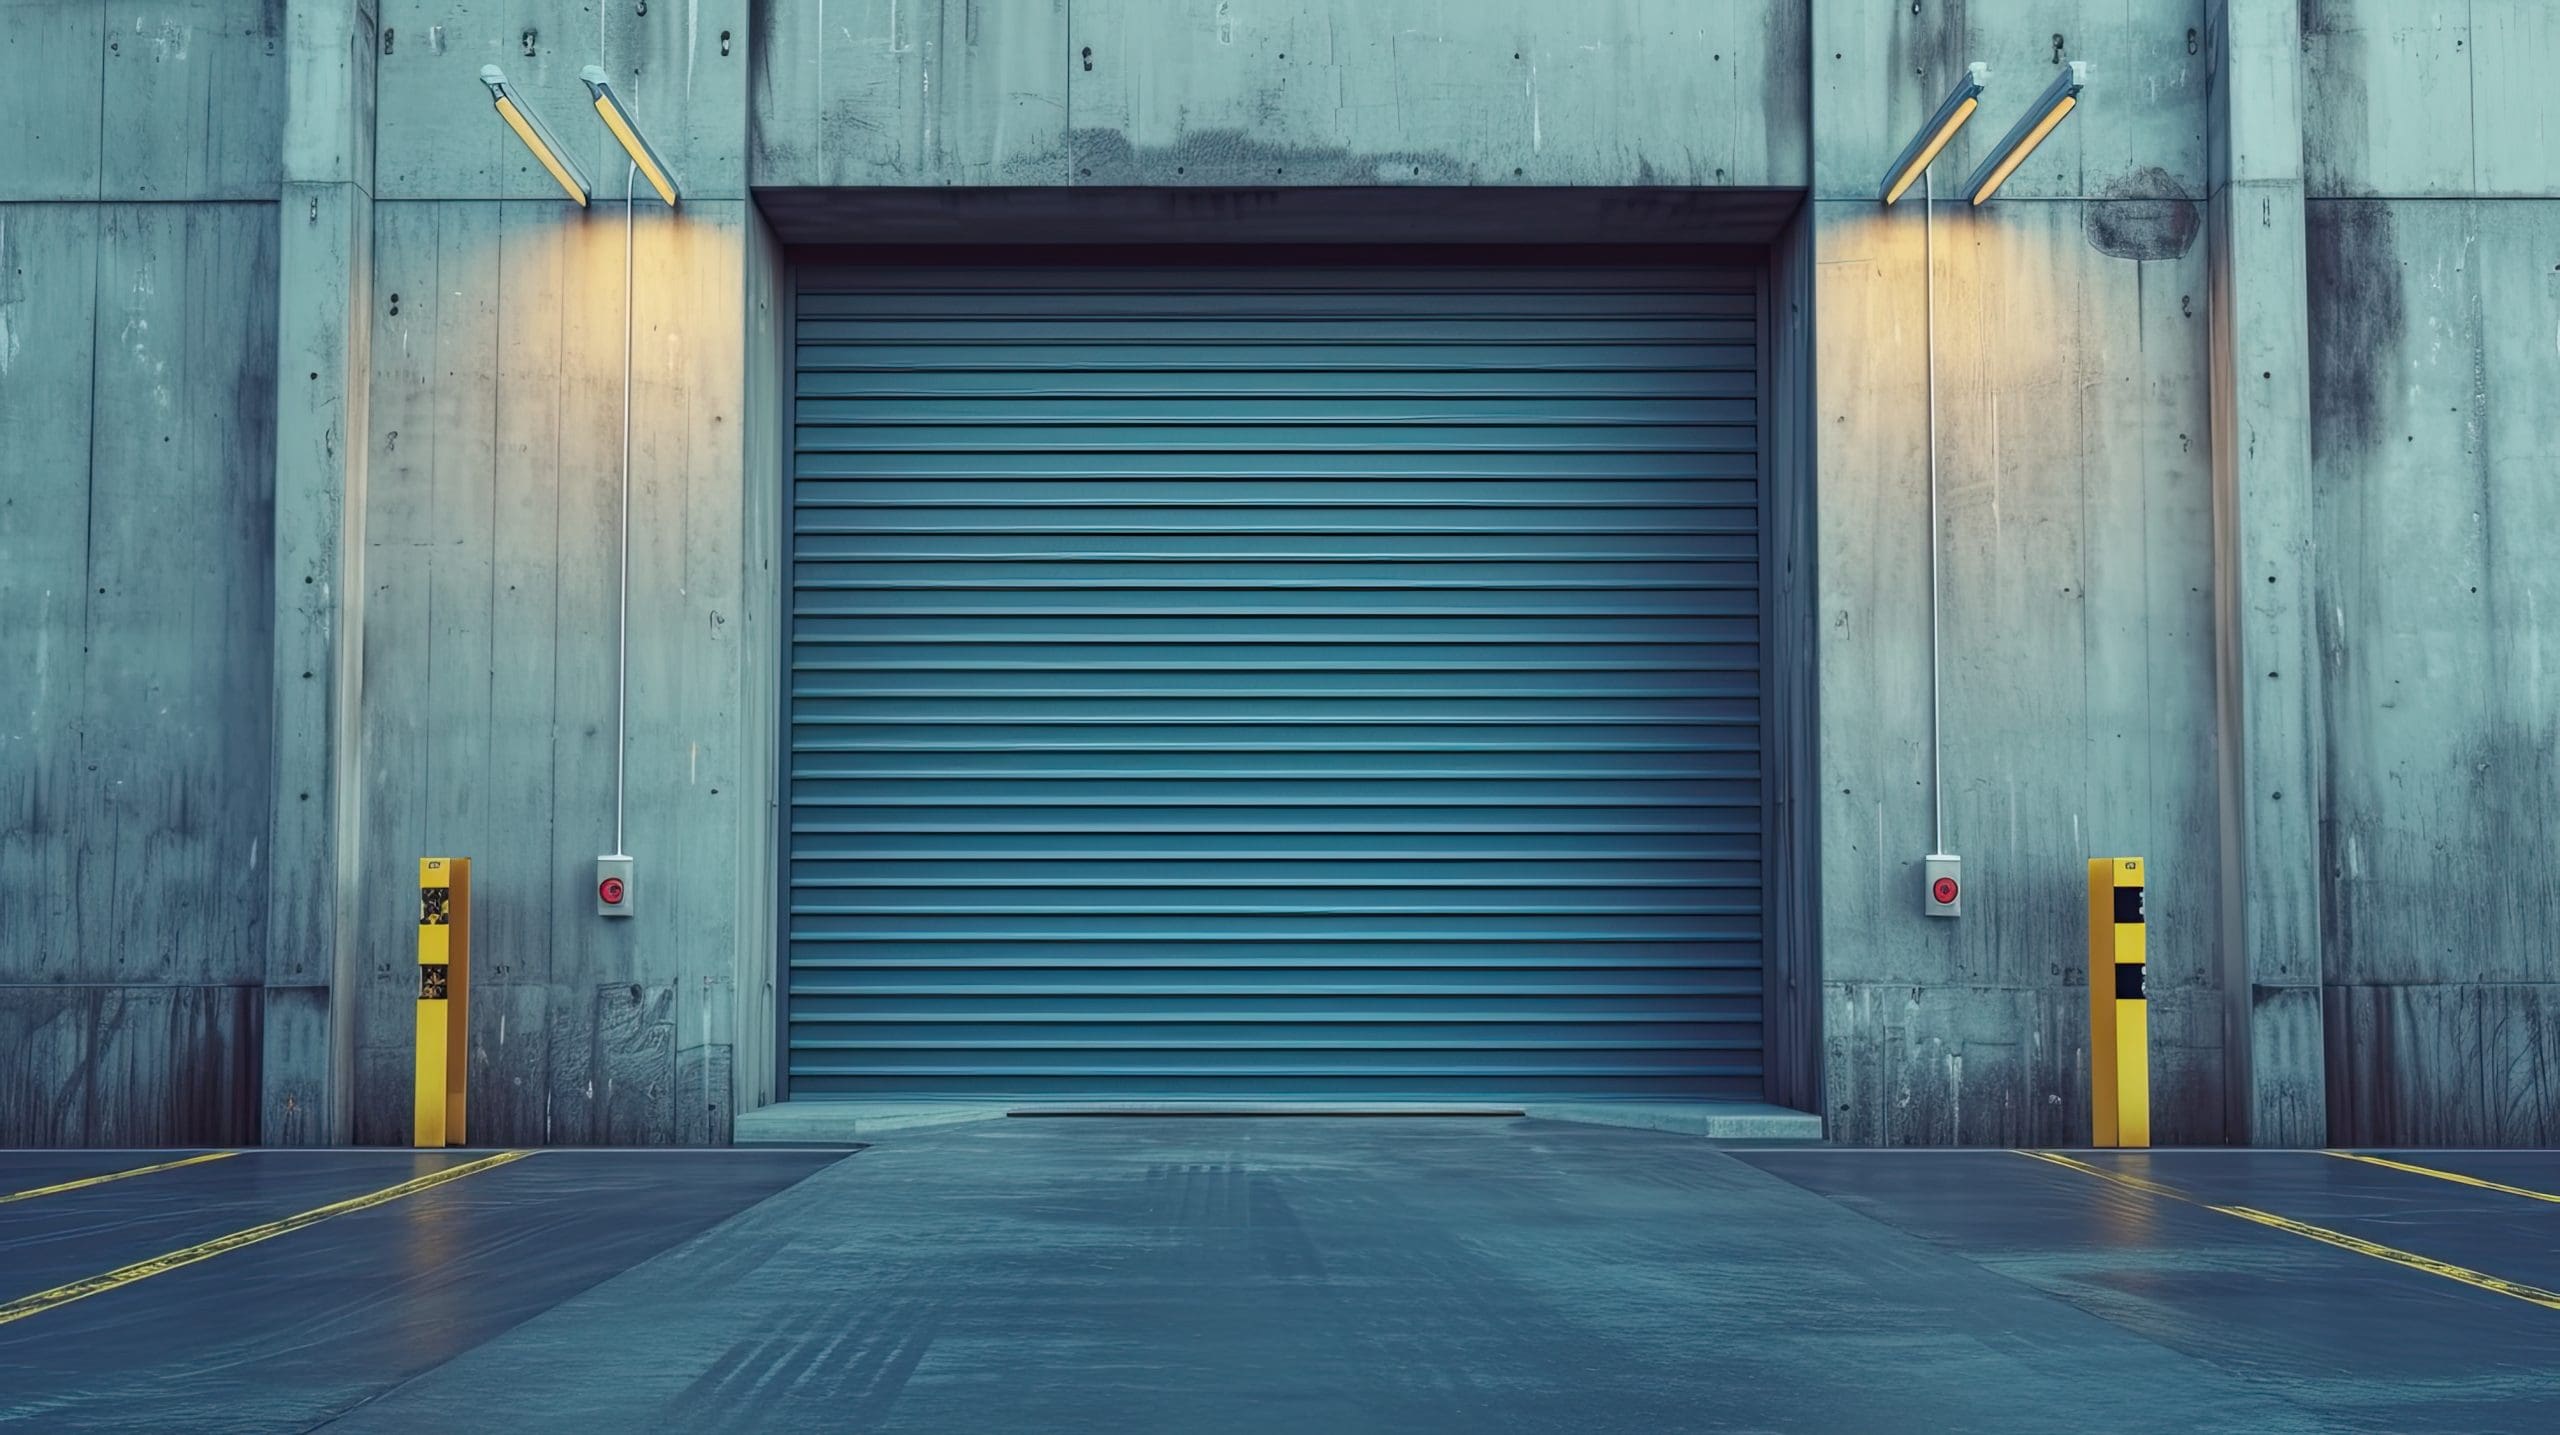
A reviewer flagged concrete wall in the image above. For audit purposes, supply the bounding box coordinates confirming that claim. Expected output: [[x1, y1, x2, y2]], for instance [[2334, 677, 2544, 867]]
[[8, 0, 2559, 1147], [2301, 0, 2560, 1144], [1810, 1, 2226, 1144], [2205, 0, 2325, 1148], [1799, 0, 2560, 1146], [0, 2, 284, 1144], [750, 0, 1809, 190], [342, 1, 755, 1144]]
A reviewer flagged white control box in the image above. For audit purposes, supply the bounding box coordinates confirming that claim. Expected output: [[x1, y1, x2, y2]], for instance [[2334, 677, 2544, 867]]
[[597, 854, 634, 918], [1923, 853, 1962, 918]]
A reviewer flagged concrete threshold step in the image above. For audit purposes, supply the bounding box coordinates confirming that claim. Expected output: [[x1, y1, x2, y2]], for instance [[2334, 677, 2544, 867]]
[[735, 1100, 1822, 1144]]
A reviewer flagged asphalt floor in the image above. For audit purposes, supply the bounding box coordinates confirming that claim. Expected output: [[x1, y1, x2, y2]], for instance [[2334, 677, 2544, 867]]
[[4, 1121, 2558, 1431]]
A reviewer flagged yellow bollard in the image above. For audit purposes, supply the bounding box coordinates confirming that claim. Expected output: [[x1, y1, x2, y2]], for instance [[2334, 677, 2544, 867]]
[[2086, 857, 2149, 1147], [414, 857, 471, 1147]]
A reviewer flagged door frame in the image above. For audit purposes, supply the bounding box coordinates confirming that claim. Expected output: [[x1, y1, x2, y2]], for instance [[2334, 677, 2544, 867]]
[[753, 192, 1817, 1113]]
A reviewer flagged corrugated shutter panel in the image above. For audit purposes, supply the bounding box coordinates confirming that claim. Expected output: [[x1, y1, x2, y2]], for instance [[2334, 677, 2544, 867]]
[[787, 261, 1765, 1102]]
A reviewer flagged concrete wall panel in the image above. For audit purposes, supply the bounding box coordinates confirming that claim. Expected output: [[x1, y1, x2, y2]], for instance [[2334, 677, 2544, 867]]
[[1809, 0, 2227, 1145], [2203, 0, 2327, 1145], [264, 178, 372, 1141], [101, 0, 288, 199], [0, 206, 103, 990], [1814, 0, 2207, 204], [0, 8, 286, 1146], [0, 3, 110, 199], [748, 0, 1809, 191], [2309, 197, 2560, 1142], [733, 198, 786, 1115], [0, 202, 279, 1144], [349, 197, 746, 1144], [6, 0, 2556, 1148], [2303, 0, 2560, 199], [0, 984, 259, 1145], [1, 2, 285, 202], [61, 203, 280, 991], [1763, 201, 1822, 1115], [373, 1, 746, 200], [2324, 982, 2560, 1145], [750, 0, 1070, 189], [1810, 192, 2221, 1144], [1066, 0, 1809, 189]]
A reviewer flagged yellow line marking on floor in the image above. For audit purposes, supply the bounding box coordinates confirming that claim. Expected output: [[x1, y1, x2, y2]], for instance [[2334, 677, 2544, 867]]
[[0, 1150, 533, 1328], [2016, 1149, 2187, 1201], [2013, 1149, 2560, 1312], [2212, 1205, 2560, 1311], [2325, 1150, 2560, 1206], [0, 1151, 236, 1206]]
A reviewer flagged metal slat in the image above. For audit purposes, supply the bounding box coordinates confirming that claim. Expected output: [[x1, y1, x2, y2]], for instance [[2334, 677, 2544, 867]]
[[786, 265, 1763, 1101]]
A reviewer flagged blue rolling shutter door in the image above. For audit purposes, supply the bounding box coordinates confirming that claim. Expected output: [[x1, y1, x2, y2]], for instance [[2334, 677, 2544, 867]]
[[788, 262, 1765, 1101]]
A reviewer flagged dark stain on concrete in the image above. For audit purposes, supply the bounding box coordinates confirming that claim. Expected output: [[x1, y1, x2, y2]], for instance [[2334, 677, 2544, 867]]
[[2085, 166, 2202, 260], [2298, 0, 2372, 195], [1879, 0, 1972, 189], [2305, 199, 2403, 464], [1068, 127, 1471, 186], [0, 984, 260, 1144]]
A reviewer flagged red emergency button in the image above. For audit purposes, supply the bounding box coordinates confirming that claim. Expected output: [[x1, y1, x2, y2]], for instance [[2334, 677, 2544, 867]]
[[599, 877, 626, 905], [1931, 876, 1959, 906]]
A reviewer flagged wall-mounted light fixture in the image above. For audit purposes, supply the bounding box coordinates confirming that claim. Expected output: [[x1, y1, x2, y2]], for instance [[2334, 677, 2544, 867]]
[[1878, 60, 1991, 912], [479, 65, 591, 206], [581, 66, 681, 208], [476, 63, 686, 906], [1964, 60, 2089, 205], [1879, 63, 1989, 205]]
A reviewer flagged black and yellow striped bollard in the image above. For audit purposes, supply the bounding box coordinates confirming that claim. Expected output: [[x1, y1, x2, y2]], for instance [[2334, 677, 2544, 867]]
[[2086, 856, 2148, 1147], [415, 857, 471, 1148]]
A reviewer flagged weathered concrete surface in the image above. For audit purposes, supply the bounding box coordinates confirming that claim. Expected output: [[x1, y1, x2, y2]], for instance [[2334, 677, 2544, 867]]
[[1806, 197, 2222, 1143], [733, 196, 787, 1120], [263, 0, 377, 1146], [16, 1136, 2560, 1428], [9, 0, 2560, 1150], [750, 0, 1810, 190], [0, 1148, 845, 1429], [735, 1103, 1009, 1143], [1751, 1146, 2560, 1432], [750, 0, 1071, 189], [2205, 0, 2326, 1147], [1812, 0, 2207, 203], [2291, 1, 2560, 1144], [349, 199, 751, 1145], [0, 1, 287, 202], [372, 1, 747, 201], [0, 201, 282, 1145], [1762, 202, 1822, 1116], [1808, 1, 2224, 1145], [314, 1121, 2343, 1432], [2302, 0, 2560, 199], [0, 985, 261, 1144], [335, 2, 774, 1147], [2306, 198, 2560, 1144], [0, 3, 287, 1145]]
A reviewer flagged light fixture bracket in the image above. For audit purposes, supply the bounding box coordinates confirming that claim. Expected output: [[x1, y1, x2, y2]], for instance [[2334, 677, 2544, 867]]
[[581, 65, 683, 208], [480, 64, 592, 206], [1963, 60, 2089, 206], [1880, 62, 1990, 206]]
